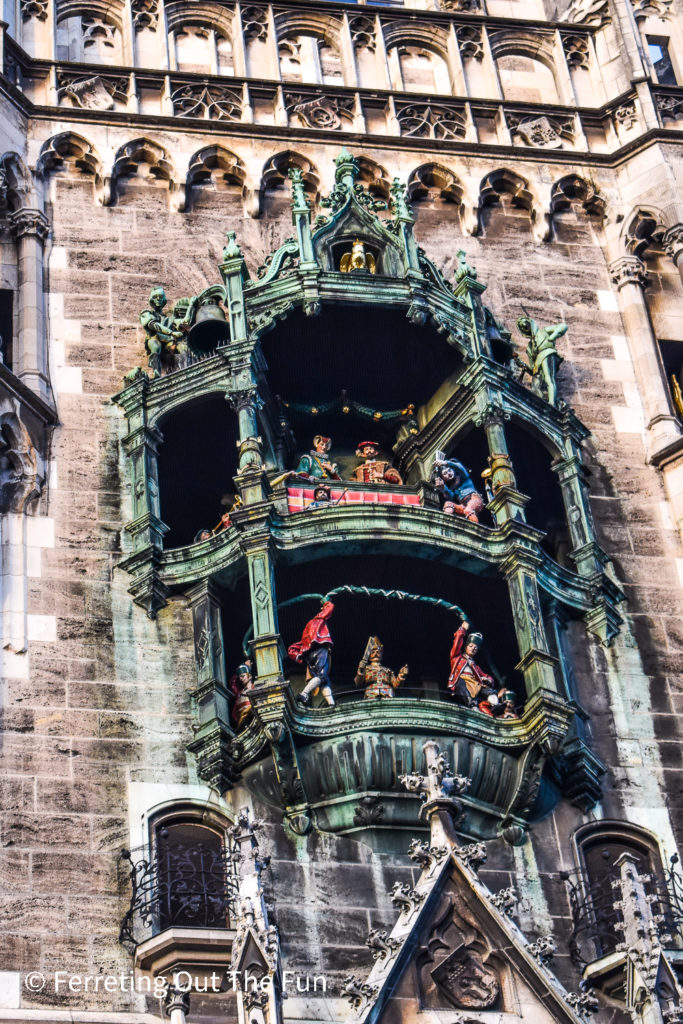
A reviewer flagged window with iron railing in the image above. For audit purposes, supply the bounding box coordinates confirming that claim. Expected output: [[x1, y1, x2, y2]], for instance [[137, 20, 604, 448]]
[[560, 826, 683, 967], [119, 818, 240, 948]]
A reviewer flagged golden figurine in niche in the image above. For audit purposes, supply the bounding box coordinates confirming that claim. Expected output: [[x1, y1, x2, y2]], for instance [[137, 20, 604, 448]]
[[340, 239, 376, 274]]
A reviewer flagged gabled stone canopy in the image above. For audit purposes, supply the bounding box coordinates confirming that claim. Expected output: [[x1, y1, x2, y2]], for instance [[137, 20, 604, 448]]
[[342, 742, 595, 1024]]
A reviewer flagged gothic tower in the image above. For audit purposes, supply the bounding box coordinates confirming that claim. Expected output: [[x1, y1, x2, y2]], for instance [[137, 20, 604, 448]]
[[1, 0, 683, 1022]]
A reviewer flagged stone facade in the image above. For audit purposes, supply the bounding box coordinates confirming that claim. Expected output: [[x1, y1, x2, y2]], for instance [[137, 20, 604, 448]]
[[1, 0, 683, 1022]]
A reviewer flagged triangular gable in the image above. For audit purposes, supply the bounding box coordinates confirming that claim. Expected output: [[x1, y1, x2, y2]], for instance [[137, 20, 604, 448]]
[[343, 743, 593, 1024]]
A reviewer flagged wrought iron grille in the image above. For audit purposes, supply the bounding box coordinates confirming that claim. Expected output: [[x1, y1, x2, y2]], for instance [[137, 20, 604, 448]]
[[119, 832, 241, 949], [560, 853, 683, 968]]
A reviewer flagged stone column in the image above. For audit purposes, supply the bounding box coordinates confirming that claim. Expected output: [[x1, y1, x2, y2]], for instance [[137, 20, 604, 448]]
[[186, 580, 239, 793], [663, 223, 683, 285], [475, 404, 529, 524], [8, 208, 50, 401], [500, 551, 559, 699], [122, 418, 168, 553], [608, 255, 682, 461]]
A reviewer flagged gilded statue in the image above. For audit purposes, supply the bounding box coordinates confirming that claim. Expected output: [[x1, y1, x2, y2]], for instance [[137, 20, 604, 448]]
[[340, 239, 376, 274]]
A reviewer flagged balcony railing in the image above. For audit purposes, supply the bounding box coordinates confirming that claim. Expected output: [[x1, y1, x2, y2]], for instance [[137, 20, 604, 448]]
[[560, 854, 683, 968], [119, 837, 241, 949]]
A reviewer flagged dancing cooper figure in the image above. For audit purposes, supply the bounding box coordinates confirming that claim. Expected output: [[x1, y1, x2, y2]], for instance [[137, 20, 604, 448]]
[[288, 601, 336, 708]]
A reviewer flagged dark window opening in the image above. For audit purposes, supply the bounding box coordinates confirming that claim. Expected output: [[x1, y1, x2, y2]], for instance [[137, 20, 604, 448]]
[[0, 290, 13, 371], [506, 423, 571, 566], [659, 339, 683, 419], [261, 306, 462, 413], [648, 37, 677, 84], [157, 395, 239, 548], [154, 820, 233, 931]]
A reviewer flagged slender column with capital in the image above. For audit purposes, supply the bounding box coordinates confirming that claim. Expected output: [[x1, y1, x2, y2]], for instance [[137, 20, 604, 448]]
[[8, 208, 51, 401], [663, 224, 683, 285], [185, 580, 240, 793], [475, 404, 529, 525], [608, 255, 681, 460], [500, 551, 559, 699]]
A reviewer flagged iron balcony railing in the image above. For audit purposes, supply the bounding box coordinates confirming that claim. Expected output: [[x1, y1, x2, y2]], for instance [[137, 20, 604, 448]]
[[560, 854, 683, 968], [119, 834, 241, 949]]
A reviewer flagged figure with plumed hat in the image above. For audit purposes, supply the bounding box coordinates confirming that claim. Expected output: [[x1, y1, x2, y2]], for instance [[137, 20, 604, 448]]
[[447, 620, 499, 711], [295, 435, 341, 481]]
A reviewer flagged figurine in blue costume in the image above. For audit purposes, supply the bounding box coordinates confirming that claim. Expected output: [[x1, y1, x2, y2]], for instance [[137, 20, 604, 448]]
[[431, 453, 485, 523]]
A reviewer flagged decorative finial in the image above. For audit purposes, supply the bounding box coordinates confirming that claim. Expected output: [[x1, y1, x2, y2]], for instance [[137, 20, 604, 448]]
[[223, 230, 242, 261], [334, 148, 359, 190], [389, 177, 413, 221], [455, 249, 477, 281], [288, 167, 309, 211]]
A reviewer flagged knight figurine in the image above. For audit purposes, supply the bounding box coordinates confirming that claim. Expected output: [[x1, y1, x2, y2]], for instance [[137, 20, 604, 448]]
[[295, 435, 341, 481], [288, 600, 336, 707], [431, 455, 484, 523], [447, 620, 499, 712], [351, 441, 403, 486], [139, 286, 192, 377], [516, 316, 568, 407], [340, 239, 376, 274], [354, 636, 408, 699]]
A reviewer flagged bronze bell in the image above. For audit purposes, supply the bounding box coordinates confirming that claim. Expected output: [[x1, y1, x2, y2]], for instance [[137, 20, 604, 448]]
[[187, 299, 230, 354]]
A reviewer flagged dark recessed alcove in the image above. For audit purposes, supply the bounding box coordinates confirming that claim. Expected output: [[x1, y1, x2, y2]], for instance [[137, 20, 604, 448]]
[[275, 554, 524, 701], [157, 396, 239, 548], [506, 422, 569, 564], [261, 306, 462, 410]]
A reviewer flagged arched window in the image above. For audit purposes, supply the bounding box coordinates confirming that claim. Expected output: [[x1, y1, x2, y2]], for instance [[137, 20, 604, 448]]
[[151, 812, 236, 931], [56, 13, 123, 64], [278, 34, 343, 85], [388, 44, 450, 93], [173, 25, 234, 74], [564, 822, 667, 965], [496, 54, 559, 104]]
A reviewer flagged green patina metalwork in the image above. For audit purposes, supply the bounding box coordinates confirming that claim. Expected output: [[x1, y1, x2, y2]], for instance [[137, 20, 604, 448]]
[[113, 149, 621, 842]]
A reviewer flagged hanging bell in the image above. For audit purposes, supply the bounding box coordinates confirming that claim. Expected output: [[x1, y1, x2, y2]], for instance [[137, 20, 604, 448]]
[[187, 299, 230, 355]]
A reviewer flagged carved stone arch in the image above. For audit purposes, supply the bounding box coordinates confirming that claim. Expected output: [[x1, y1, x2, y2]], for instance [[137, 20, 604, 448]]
[[112, 137, 184, 211], [186, 146, 247, 204], [381, 22, 451, 62], [488, 30, 561, 103], [407, 163, 464, 205], [165, 0, 235, 37], [260, 151, 320, 209], [479, 168, 547, 239], [408, 164, 478, 237], [37, 132, 110, 205], [0, 402, 42, 514], [487, 28, 557, 69], [355, 156, 391, 201], [56, 0, 125, 63], [550, 174, 607, 220], [0, 152, 38, 212], [56, 0, 124, 29], [620, 206, 668, 257], [273, 9, 343, 49]]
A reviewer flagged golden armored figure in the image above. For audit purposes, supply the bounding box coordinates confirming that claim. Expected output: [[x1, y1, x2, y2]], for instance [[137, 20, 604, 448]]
[[340, 239, 376, 275]]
